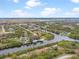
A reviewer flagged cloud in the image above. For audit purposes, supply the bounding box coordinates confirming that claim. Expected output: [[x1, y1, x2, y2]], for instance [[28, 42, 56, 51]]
[[10, 10, 31, 17], [25, 0, 41, 9], [8, 0, 20, 3], [14, 0, 19, 3], [72, 8, 79, 13], [71, 0, 79, 3], [65, 7, 79, 17], [65, 7, 79, 15], [40, 8, 61, 16]]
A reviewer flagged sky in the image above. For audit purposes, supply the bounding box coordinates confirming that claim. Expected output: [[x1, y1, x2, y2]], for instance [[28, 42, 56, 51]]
[[0, 0, 79, 18]]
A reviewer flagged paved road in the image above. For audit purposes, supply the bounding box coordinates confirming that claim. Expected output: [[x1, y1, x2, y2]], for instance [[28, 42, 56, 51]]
[[0, 25, 79, 55], [56, 55, 73, 59], [0, 33, 79, 55], [2, 25, 5, 32]]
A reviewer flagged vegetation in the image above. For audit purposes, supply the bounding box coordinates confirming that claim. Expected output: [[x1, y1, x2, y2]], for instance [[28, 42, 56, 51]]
[[68, 31, 79, 39], [0, 21, 79, 59], [0, 38, 22, 50], [41, 33, 54, 40], [0, 41, 79, 59], [68, 55, 79, 59]]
